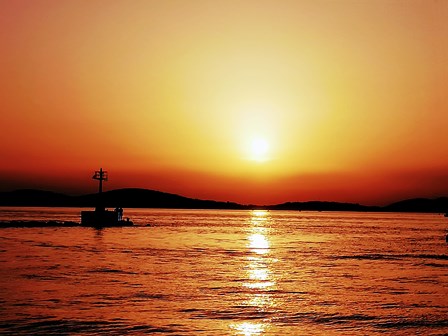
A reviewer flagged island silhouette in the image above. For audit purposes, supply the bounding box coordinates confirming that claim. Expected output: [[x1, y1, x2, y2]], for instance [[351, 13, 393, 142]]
[[1, 188, 447, 213]]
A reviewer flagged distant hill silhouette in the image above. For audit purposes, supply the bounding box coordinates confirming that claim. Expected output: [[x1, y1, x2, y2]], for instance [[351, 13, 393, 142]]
[[74, 188, 245, 209], [0, 188, 245, 209], [0, 189, 72, 207], [269, 201, 379, 212], [383, 197, 448, 213], [0, 189, 447, 213]]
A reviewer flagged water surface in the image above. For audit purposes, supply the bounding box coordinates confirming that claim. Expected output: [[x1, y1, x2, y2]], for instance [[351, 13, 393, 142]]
[[1, 208, 447, 335]]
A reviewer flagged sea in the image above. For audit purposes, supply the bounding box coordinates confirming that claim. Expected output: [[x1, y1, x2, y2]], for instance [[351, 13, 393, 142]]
[[0, 207, 447, 335]]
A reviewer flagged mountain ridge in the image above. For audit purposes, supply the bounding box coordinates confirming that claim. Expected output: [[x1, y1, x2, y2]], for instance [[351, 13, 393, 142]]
[[0, 188, 447, 213]]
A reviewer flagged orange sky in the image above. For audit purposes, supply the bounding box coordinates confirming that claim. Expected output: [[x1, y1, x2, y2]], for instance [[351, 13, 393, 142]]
[[1, 0, 447, 205]]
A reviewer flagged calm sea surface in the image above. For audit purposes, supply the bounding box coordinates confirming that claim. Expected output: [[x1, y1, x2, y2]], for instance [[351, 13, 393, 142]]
[[0, 208, 447, 335]]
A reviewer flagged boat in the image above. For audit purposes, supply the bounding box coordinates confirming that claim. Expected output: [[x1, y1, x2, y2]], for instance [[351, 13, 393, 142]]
[[80, 168, 134, 227]]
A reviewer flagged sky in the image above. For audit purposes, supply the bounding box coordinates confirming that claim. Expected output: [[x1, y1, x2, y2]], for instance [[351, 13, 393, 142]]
[[1, 0, 448, 206]]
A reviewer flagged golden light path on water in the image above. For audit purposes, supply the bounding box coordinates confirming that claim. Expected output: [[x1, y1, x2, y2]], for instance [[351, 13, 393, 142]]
[[231, 210, 275, 336]]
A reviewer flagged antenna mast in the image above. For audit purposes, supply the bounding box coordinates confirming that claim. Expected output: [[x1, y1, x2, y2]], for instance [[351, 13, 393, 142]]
[[92, 168, 108, 194]]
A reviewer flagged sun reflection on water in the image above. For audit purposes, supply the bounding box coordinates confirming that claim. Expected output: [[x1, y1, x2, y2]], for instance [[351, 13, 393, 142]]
[[231, 322, 265, 336], [248, 233, 270, 253], [231, 210, 276, 335], [245, 293, 275, 308]]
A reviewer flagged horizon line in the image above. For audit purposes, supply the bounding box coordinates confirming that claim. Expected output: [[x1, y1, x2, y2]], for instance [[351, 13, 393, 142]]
[[2, 187, 448, 209]]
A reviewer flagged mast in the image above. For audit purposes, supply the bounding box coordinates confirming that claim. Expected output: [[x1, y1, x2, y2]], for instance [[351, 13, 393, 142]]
[[93, 168, 108, 194], [92, 168, 108, 211]]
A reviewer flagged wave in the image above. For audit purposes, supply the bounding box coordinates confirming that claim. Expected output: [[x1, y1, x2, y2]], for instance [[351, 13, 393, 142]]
[[87, 267, 138, 275], [336, 253, 448, 261], [0, 318, 180, 335], [375, 317, 448, 330]]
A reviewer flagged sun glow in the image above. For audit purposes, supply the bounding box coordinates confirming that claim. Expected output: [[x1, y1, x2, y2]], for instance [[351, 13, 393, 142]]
[[249, 138, 270, 162]]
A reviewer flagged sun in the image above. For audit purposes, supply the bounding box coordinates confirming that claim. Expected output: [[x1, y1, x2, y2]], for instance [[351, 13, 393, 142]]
[[250, 138, 270, 162]]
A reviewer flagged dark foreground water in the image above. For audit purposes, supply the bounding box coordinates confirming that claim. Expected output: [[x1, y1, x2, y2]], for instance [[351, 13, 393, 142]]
[[0, 208, 447, 335]]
